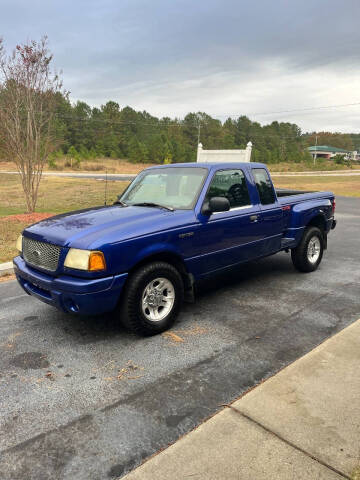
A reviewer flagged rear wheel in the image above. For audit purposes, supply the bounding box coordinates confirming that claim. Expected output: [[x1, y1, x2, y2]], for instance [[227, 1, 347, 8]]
[[291, 226, 324, 273], [119, 261, 184, 336]]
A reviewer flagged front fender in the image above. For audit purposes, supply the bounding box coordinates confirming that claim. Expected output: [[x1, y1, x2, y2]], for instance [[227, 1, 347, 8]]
[[131, 242, 183, 266]]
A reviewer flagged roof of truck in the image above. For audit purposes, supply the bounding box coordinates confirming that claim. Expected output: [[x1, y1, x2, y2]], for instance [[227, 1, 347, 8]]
[[145, 162, 266, 170]]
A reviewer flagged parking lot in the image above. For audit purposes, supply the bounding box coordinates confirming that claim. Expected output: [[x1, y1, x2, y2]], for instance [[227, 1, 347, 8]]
[[0, 196, 359, 480]]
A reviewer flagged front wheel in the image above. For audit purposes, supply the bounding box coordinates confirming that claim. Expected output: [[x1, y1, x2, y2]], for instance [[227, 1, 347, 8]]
[[119, 261, 184, 336], [291, 226, 324, 273]]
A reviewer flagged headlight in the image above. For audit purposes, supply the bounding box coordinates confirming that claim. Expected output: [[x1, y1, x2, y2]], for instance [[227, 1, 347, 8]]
[[16, 234, 23, 254], [64, 248, 106, 271]]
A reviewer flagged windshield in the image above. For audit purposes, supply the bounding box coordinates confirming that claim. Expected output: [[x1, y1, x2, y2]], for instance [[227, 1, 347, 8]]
[[120, 167, 208, 210]]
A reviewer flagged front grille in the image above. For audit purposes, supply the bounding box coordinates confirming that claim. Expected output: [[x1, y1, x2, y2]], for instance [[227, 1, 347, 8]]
[[23, 237, 61, 272]]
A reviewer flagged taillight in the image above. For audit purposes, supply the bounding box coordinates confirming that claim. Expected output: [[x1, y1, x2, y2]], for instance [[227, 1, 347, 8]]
[[331, 198, 336, 214]]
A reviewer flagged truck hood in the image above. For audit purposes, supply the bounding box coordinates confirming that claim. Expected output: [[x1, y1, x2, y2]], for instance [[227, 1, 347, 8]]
[[24, 205, 196, 249]]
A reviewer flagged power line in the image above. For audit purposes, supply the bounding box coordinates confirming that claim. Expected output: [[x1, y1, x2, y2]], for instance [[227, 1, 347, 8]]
[[3, 100, 360, 125], [216, 101, 360, 119]]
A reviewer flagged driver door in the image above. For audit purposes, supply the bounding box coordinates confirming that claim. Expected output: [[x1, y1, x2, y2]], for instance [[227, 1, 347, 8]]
[[195, 169, 262, 275]]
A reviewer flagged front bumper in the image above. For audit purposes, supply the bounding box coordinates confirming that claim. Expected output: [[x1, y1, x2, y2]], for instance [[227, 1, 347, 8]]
[[13, 256, 128, 315]]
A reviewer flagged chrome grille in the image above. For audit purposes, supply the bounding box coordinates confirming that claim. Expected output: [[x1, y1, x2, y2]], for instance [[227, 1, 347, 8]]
[[23, 237, 61, 272]]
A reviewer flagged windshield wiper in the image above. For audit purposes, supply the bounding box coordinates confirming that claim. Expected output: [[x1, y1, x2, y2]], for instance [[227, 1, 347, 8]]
[[132, 202, 174, 211]]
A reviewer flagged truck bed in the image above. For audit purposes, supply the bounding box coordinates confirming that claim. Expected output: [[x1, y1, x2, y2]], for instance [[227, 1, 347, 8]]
[[276, 188, 315, 197], [276, 188, 334, 206]]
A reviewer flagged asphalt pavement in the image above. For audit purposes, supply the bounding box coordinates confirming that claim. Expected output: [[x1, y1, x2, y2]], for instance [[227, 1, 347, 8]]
[[0, 196, 359, 480]]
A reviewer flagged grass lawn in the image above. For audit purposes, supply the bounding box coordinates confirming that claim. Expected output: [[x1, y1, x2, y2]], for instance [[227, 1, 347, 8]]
[[1, 158, 359, 174], [273, 175, 360, 197], [0, 174, 129, 263], [268, 161, 358, 173], [0, 159, 155, 174]]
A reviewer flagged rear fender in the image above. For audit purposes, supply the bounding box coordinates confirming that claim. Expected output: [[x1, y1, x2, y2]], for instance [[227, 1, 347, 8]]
[[290, 199, 332, 229], [282, 199, 332, 248]]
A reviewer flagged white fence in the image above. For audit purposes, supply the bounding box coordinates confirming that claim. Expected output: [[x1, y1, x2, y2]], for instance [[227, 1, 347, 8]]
[[196, 142, 252, 163]]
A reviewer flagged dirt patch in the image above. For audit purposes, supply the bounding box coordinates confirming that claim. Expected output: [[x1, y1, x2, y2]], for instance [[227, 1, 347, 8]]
[[162, 326, 209, 344], [93, 360, 144, 382], [10, 352, 50, 370], [162, 331, 184, 343], [0, 213, 53, 223], [176, 325, 209, 336]]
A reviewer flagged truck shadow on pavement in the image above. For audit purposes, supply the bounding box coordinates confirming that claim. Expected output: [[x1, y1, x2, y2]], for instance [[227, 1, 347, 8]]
[[54, 253, 295, 344]]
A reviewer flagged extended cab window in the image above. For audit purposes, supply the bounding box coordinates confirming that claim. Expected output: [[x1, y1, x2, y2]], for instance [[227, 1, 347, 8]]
[[252, 168, 276, 205], [205, 169, 251, 209]]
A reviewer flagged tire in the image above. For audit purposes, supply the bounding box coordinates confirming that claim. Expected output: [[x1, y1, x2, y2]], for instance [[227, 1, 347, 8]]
[[291, 226, 324, 273], [119, 261, 184, 336]]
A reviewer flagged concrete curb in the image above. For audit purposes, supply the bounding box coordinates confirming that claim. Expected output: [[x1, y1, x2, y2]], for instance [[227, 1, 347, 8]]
[[123, 319, 360, 480], [0, 261, 14, 277]]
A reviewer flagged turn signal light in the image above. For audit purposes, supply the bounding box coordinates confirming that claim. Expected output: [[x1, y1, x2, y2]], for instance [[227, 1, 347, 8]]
[[89, 251, 106, 271]]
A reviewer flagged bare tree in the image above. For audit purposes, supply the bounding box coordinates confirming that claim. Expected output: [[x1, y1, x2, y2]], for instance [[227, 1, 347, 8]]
[[0, 36, 66, 212]]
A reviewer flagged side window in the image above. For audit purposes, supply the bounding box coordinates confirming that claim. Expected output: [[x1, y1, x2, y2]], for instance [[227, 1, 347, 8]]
[[252, 168, 276, 205], [205, 169, 251, 209]]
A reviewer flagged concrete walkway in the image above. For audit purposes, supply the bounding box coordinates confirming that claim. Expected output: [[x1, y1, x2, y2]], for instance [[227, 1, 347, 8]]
[[123, 320, 360, 480]]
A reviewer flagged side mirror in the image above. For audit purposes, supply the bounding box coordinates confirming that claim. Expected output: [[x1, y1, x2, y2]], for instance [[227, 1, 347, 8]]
[[202, 196, 230, 215]]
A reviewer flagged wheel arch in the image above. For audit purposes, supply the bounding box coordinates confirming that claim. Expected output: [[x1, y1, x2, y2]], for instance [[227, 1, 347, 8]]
[[127, 250, 193, 292], [307, 213, 326, 233], [306, 214, 328, 249]]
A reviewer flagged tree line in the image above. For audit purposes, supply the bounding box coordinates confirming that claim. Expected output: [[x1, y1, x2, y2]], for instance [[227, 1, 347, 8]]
[[51, 97, 357, 165]]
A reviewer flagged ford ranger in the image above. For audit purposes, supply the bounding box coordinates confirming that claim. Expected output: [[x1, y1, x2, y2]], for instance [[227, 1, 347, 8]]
[[13, 162, 336, 335]]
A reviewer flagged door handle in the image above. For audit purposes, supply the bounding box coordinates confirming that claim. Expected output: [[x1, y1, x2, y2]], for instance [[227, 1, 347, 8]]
[[250, 215, 259, 223]]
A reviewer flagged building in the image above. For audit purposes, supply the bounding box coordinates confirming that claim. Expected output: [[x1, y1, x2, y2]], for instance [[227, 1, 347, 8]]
[[307, 145, 355, 160]]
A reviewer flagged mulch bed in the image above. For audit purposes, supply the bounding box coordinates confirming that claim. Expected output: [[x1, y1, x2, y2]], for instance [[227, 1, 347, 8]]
[[0, 273, 16, 283], [0, 213, 53, 223]]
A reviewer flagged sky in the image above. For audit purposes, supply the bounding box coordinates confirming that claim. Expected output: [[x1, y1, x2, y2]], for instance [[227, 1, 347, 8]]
[[2, 0, 360, 133]]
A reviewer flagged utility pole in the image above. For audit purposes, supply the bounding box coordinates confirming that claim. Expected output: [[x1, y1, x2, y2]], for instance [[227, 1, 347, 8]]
[[280, 139, 285, 162], [104, 169, 108, 206], [197, 122, 201, 146], [313, 135, 318, 165]]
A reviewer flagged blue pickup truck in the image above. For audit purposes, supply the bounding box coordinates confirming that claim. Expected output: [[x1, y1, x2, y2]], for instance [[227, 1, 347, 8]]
[[14, 162, 336, 335]]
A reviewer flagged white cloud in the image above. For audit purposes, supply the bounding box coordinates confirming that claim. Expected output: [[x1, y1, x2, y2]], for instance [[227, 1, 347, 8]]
[[69, 57, 360, 133], [2, 0, 360, 132]]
